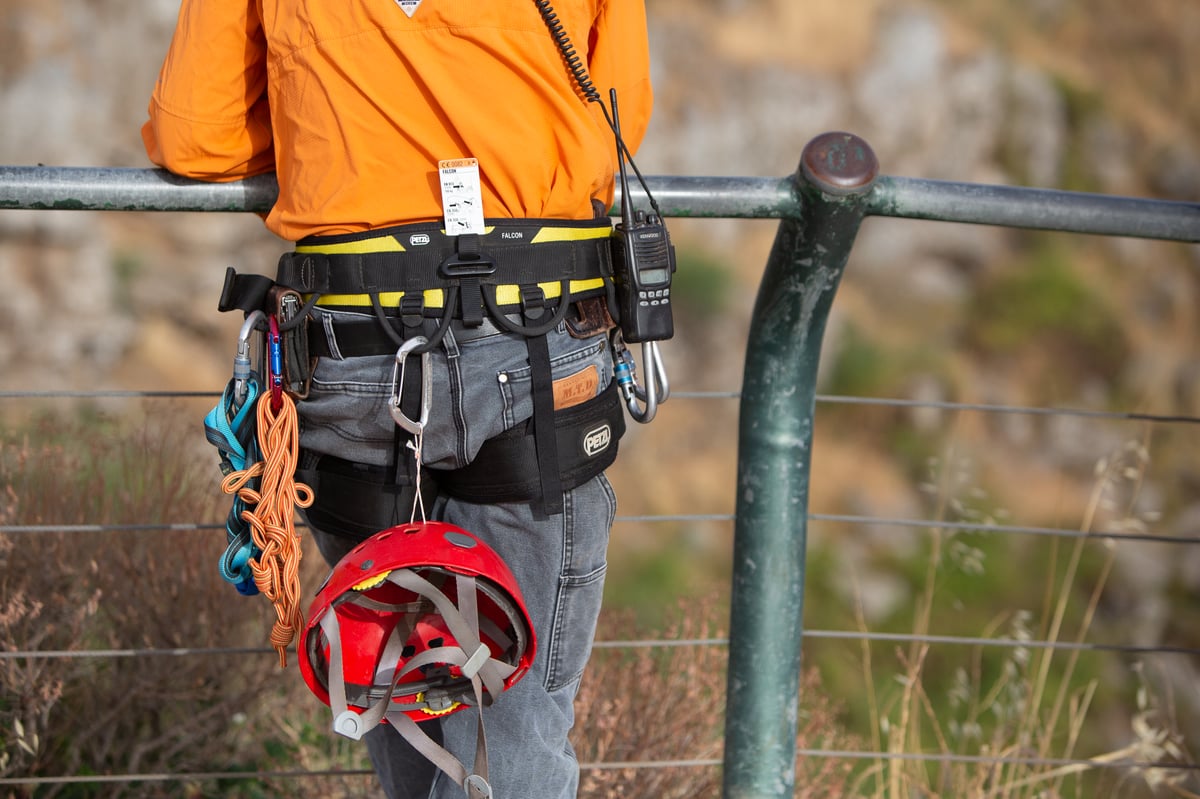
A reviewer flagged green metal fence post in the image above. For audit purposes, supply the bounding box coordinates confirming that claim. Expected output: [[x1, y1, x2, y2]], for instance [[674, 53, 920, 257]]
[[723, 132, 879, 798]]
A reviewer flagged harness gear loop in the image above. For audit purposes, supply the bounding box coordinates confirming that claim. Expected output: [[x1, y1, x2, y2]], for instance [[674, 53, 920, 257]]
[[220, 390, 314, 666]]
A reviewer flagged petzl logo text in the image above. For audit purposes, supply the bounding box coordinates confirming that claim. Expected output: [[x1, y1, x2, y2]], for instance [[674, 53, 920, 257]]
[[583, 425, 611, 457]]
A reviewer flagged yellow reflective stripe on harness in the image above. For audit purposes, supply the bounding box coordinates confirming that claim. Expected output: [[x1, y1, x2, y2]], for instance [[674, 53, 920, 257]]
[[528, 226, 612, 244], [294, 223, 612, 256], [308, 288, 447, 308], [297, 223, 612, 308], [295, 236, 407, 254], [308, 278, 607, 309]]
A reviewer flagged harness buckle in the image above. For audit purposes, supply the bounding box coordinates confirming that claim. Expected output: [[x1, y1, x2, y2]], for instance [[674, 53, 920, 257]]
[[438, 253, 496, 279], [399, 293, 426, 329], [519, 285, 546, 318]]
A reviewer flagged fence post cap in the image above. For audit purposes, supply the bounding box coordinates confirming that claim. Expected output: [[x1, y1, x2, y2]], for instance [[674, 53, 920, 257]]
[[800, 132, 879, 196]]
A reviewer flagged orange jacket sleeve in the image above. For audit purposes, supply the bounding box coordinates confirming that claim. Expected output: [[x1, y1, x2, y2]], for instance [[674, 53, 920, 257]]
[[142, 0, 275, 182]]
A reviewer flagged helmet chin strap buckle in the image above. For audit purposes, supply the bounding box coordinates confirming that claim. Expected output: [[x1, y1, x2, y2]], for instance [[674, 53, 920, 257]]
[[464, 774, 493, 798], [333, 711, 366, 740]]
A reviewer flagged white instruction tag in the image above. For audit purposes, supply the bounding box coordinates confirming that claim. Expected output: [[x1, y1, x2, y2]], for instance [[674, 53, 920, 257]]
[[438, 158, 486, 236], [395, 0, 422, 18]]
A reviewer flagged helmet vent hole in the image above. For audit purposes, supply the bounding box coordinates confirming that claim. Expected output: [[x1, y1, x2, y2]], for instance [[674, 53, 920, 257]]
[[401, 644, 416, 658], [428, 637, 445, 648]]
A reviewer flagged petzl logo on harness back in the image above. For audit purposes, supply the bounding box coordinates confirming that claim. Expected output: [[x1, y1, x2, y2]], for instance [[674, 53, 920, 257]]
[[395, 0, 422, 17], [583, 424, 612, 458]]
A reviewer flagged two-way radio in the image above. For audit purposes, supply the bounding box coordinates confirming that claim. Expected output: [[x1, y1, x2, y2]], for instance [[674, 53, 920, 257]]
[[532, 0, 675, 344], [608, 90, 675, 343]]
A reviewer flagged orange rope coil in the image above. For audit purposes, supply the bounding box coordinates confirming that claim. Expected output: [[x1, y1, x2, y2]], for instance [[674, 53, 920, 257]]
[[221, 392, 313, 667]]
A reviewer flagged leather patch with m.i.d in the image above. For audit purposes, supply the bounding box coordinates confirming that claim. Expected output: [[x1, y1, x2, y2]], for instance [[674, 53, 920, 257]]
[[553, 365, 600, 410]]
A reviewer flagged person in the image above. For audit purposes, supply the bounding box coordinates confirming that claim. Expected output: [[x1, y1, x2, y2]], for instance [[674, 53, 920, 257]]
[[142, 2, 655, 797]]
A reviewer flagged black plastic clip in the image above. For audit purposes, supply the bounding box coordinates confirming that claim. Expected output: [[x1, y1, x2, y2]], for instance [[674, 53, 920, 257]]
[[399, 293, 426, 330], [440, 235, 495, 327], [437, 253, 496, 279]]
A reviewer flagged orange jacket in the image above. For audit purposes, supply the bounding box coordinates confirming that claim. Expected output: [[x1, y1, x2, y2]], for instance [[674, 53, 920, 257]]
[[143, 0, 654, 241]]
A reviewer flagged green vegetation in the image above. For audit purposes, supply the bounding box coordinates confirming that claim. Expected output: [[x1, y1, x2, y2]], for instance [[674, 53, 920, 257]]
[[968, 237, 1129, 388], [112, 251, 144, 314], [824, 322, 894, 400], [670, 247, 736, 319]]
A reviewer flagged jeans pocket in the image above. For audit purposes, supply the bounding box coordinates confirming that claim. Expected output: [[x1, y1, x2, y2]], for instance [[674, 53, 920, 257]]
[[545, 563, 607, 693], [495, 330, 611, 431], [543, 473, 616, 693]]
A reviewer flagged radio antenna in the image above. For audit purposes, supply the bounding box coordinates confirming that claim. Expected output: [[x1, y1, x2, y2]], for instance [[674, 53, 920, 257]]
[[610, 89, 636, 230]]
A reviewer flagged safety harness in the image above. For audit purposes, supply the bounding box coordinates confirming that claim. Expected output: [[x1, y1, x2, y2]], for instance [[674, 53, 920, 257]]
[[214, 216, 627, 546]]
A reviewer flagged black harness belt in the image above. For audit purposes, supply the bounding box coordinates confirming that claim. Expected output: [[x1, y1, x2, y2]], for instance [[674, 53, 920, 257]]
[[274, 218, 614, 307]]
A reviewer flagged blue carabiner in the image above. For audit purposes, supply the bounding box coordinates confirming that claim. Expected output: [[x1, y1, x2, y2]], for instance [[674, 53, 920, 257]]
[[267, 315, 284, 411]]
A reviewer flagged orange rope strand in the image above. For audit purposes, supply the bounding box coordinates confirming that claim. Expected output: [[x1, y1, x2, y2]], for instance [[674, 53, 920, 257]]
[[220, 392, 313, 667]]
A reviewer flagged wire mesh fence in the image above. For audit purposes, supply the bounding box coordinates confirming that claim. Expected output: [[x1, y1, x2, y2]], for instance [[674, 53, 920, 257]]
[[2, 384, 1197, 796]]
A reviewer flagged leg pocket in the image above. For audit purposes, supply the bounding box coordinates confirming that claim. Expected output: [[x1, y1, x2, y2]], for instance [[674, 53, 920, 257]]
[[544, 473, 616, 693], [545, 564, 607, 693]]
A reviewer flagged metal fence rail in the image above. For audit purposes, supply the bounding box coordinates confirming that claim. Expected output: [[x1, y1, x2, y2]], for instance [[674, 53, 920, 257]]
[[3, 130, 1200, 797]]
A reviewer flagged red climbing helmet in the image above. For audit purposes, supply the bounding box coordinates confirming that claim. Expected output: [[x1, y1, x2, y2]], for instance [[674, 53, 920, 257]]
[[298, 521, 536, 740]]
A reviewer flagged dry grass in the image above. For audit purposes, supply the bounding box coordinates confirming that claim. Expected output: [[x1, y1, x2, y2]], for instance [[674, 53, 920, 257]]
[[851, 434, 1200, 798], [0, 408, 283, 797], [0, 410, 860, 798], [575, 595, 859, 798]]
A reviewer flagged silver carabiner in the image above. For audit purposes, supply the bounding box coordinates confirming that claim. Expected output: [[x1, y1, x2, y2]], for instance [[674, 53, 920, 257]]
[[628, 341, 669, 423], [613, 334, 670, 424], [233, 310, 267, 408], [389, 336, 432, 435]]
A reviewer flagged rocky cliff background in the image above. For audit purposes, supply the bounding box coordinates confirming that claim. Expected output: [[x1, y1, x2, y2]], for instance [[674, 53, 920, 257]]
[[2, 0, 1199, 763]]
